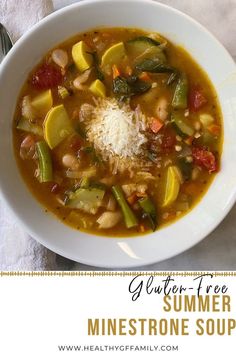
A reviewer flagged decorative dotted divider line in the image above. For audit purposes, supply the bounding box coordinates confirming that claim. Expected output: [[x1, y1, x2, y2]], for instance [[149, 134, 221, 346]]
[[1, 271, 236, 277]]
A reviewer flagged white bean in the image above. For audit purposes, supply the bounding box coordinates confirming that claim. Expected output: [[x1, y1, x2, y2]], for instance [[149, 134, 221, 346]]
[[62, 154, 80, 171], [156, 96, 169, 121], [52, 49, 68, 69], [73, 69, 92, 90], [97, 211, 122, 229]]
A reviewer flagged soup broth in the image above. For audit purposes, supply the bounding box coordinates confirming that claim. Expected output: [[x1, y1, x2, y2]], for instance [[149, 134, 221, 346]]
[[13, 28, 222, 236]]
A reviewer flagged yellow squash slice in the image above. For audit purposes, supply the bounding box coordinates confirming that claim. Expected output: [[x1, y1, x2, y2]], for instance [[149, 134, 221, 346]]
[[31, 89, 53, 116], [89, 79, 106, 97], [162, 166, 182, 207], [72, 41, 93, 72], [101, 42, 126, 67], [44, 104, 74, 149]]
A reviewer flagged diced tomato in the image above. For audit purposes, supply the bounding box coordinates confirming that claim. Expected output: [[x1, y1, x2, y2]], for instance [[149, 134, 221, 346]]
[[192, 146, 217, 173], [31, 64, 63, 89], [188, 86, 208, 111], [150, 117, 164, 133], [161, 129, 176, 153]]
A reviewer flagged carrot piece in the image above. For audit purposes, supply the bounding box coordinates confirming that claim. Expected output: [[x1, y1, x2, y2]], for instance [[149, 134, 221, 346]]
[[139, 72, 151, 81], [139, 224, 145, 233], [127, 192, 138, 205], [150, 117, 164, 133], [207, 124, 221, 136], [112, 64, 120, 79], [184, 136, 194, 145]]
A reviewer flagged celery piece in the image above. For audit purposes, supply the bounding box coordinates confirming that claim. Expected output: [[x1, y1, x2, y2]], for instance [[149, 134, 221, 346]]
[[36, 141, 53, 182]]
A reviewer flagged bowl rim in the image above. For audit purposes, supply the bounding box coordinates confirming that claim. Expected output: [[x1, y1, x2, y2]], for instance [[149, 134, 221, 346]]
[[0, 0, 236, 268]]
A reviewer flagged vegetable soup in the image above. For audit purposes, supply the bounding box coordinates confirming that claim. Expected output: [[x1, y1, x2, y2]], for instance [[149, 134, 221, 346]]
[[13, 28, 222, 236]]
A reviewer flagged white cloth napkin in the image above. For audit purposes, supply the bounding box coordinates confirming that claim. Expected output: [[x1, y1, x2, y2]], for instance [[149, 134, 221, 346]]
[[0, 0, 54, 42], [0, 0, 62, 271]]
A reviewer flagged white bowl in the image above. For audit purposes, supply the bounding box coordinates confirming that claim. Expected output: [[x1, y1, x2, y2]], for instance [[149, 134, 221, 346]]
[[0, 0, 236, 268]]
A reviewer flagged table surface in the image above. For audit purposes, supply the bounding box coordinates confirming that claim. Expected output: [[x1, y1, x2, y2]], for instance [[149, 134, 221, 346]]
[[54, 0, 234, 271]]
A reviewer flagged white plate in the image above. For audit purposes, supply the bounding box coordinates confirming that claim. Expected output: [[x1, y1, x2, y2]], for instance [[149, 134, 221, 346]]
[[0, 0, 236, 268]]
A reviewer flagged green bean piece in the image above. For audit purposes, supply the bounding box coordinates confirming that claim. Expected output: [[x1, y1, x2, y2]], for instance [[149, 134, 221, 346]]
[[138, 197, 157, 231], [36, 141, 53, 183], [112, 186, 138, 229], [172, 73, 188, 109]]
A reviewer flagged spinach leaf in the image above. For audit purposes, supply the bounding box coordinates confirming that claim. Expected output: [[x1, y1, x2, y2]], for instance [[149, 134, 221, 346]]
[[113, 76, 131, 96], [135, 59, 174, 73], [130, 79, 151, 94], [113, 75, 151, 97]]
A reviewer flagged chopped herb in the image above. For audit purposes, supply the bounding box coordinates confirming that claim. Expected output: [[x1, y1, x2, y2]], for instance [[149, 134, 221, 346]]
[[82, 146, 94, 153], [82, 146, 103, 165], [147, 150, 159, 163], [75, 122, 86, 139]]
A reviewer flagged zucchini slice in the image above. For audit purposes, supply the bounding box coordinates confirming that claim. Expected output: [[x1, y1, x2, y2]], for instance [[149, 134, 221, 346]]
[[171, 112, 194, 137], [126, 36, 160, 57], [17, 117, 43, 136], [126, 36, 167, 64], [66, 188, 105, 215]]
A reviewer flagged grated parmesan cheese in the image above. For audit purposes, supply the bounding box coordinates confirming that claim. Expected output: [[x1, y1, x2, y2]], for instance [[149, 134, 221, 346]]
[[85, 99, 147, 159]]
